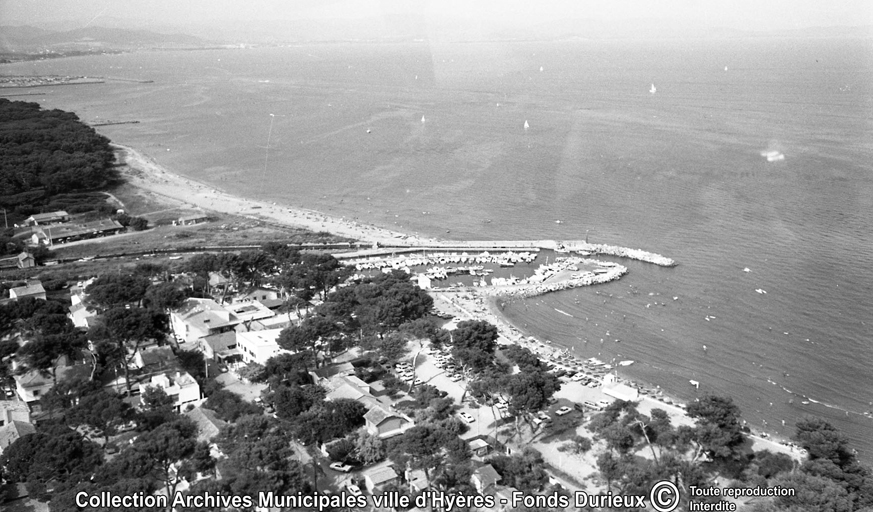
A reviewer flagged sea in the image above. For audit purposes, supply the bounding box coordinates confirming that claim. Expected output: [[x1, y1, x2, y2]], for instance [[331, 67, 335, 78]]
[[2, 37, 871, 461]]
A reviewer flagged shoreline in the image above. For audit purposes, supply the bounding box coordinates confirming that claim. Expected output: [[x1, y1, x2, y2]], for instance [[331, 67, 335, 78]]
[[113, 143, 440, 246], [117, 142, 804, 460]]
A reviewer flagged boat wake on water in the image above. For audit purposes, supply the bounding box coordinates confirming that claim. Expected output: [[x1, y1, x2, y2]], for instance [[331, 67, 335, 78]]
[[554, 308, 574, 318]]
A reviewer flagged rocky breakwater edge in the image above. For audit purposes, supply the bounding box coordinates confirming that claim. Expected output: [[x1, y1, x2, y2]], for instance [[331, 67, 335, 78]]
[[564, 241, 677, 267], [482, 257, 629, 299]]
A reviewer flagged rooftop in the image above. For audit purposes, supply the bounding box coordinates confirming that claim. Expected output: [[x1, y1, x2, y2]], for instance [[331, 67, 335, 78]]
[[36, 218, 123, 241], [364, 466, 398, 486], [27, 211, 69, 222], [0, 420, 36, 451], [175, 298, 240, 331], [10, 281, 44, 298]]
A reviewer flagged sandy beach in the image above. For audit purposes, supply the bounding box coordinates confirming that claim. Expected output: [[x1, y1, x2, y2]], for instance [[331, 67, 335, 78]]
[[118, 142, 804, 470], [115, 143, 441, 247]]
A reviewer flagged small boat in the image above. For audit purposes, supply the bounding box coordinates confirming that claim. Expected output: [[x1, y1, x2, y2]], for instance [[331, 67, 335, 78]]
[[618, 360, 634, 366], [756, 288, 767, 294], [421, 115, 426, 123], [366, 129, 371, 134], [555, 220, 563, 224], [650, 83, 657, 94], [689, 380, 700, 388], [523, 120, 530, 130], [743, 267, 751, 272]]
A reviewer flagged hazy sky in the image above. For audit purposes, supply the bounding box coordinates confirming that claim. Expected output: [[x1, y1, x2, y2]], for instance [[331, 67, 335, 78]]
[[1, 0, 871, 33]]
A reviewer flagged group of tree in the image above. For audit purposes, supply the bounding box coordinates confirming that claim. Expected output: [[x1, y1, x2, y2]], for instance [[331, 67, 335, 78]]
[[276, 270, 433, 368], [184, 244, 352, 303], [0, 99, 120, 227]]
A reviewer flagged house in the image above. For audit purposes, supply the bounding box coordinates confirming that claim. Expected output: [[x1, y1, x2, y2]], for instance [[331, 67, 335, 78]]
[[9, 280, 45, 301], [324, 375, 381, 409], [207, 272, 231, 289], [406, 469, 429, 492], [12, 359, 86, 404], [25, 211, 70, 226], [240, 287, 280, 303], [362, 465, 399, 494], [68, 302, 97, 329], [236, 329, 290, 365], [16, 252, 35, 269], [185, 407, 227, 443], [363, 405, 413, 439], [171, 298, 241, 344], [0, 400, 31, 426], [0, 420, 36, 455], [469, 438, 492, 458], [69, 278, 96, 306], [471, 464, 501, 495], [311, 362, 355, 383], [139, 371, 200, 411], [224, 300, 275, 325], [31, 219, 124, 245], [198, 331, 240, 363], [133, 345, 177, 372], [176, 213, 210, 226], [242, 315, 293, 332]]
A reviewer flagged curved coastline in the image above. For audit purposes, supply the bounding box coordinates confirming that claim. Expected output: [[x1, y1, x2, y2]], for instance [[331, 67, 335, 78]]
[[117, 141, 801, 459]]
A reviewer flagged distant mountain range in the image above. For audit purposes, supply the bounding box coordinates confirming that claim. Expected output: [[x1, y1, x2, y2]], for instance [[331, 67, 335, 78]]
[[0, 25, 208, 54], [0, 20, 869, 54]]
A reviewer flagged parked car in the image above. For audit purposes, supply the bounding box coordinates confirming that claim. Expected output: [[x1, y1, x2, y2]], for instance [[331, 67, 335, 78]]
[[345, 483, 363, 496], [583, 400, 601, 411], [555, 406, 572, 416], [329, 462, 353, 473], [458, 412, 475, 423]]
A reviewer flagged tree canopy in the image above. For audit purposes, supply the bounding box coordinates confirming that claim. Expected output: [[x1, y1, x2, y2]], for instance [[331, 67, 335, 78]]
[[0, 99, 118, 228]]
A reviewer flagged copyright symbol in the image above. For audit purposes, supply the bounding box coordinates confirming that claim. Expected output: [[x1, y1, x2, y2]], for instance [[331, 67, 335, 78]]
[[650, 480, 680, 512]]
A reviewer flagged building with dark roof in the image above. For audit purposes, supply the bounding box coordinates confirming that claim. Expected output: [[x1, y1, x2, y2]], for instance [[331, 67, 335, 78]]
[[31, 218, 123, 245], [24, 211, 69, 226]]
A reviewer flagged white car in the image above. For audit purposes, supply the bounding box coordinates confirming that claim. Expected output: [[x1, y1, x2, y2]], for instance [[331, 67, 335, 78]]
[[555, 406, 572, 416], [571, 373, 586, 382], [329, 462, 353, 473], [345, 483, 363, 496], [449, 374, 462, 382], [458, 412, 475, 423]]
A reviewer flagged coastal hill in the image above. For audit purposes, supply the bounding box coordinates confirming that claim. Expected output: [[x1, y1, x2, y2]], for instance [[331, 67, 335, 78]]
[[0, 25, 209, 58]]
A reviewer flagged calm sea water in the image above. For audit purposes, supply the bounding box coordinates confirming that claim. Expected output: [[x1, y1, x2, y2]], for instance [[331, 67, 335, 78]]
[[4, 38, 872, 460]]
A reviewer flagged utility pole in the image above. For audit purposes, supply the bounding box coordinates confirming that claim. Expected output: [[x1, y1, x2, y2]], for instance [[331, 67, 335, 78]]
[[2, 208, 7, 229]]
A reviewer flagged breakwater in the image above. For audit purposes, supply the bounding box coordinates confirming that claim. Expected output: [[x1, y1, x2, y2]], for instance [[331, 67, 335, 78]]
[[562, 242, 677, 267], [485, 258, 629, 299]]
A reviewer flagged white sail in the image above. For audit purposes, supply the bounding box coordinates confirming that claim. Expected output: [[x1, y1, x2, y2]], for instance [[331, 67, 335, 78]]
[[421, 115, 426, 123], [649, 83, 657, 94], [523, 120, 530, 130]]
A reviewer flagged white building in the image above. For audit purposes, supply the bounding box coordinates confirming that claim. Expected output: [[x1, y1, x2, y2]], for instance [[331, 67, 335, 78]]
[[171, 298, 241, 344], [236, 329, 291, 365], [140, 371, 201, 411]]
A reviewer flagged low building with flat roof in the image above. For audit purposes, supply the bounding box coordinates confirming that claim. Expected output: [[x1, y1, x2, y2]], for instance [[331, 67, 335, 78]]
[[25, 211, 69, 226], [31, 218, 123, 245]]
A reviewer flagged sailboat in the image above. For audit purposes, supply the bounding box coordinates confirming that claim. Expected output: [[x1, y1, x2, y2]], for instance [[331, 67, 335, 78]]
[[421, 115, 426, 123], [649, 83, 657, 94], [523, 120, 530, 130]]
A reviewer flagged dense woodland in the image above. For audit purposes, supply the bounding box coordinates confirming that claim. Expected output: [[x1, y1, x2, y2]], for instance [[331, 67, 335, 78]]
[[1, 245, 871, 511], [0, 99, 120, 256]]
